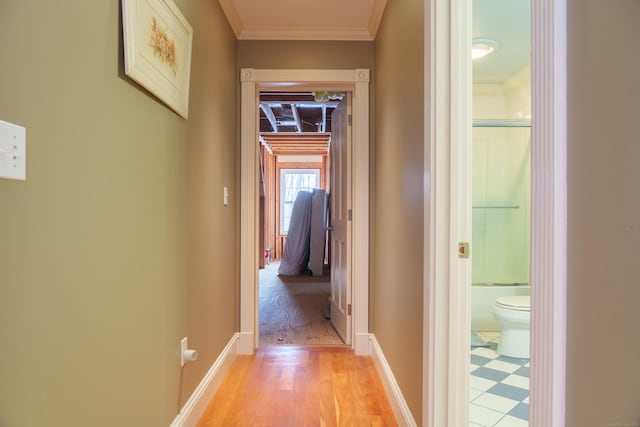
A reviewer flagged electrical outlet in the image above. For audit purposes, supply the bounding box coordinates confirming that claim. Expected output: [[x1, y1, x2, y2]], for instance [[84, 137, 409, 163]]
[[0, 120, 26, 181], [180, 337, 188, 367]]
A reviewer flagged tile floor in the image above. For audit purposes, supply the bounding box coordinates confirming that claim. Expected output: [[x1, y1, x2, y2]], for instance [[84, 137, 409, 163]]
[[470, 332, 529, 427]]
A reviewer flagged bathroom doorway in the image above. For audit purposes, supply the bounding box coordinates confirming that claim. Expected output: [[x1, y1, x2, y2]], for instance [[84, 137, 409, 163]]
[[427, 0, 567, 421], [469, 1, 532, 425]]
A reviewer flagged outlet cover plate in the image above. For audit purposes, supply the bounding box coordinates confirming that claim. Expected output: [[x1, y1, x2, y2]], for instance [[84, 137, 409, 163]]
[[0, 120, 26, 181], [180, 337, 188, 367]]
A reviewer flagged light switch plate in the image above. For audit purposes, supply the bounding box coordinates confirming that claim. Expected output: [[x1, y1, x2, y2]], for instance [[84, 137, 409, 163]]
[[0, 120, 26, 181]]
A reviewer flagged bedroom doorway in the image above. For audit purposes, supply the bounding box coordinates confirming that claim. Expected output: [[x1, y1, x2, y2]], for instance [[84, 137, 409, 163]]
[[256, 89, 343, 346], [239, 69, 371, 355]]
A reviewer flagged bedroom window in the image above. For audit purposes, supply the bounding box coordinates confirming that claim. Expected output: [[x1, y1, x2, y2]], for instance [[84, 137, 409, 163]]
[[280, 168, 320, 234]]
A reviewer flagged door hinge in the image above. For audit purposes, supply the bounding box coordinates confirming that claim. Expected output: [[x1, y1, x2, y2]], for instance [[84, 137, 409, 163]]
[[347, 304, 352, 315], [348, 209, 352, 221], [348, 114, 352, 126]]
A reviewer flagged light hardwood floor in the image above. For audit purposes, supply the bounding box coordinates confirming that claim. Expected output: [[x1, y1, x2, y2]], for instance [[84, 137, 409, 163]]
[[197, 345, 398, 426]]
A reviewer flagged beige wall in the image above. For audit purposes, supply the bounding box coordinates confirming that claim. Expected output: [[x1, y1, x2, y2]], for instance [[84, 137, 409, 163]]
[[9, 2, 638, 426], [237, 40, 375, 70], [0, 1, 237, 426], [373, 0, 424, 422], [567, 0, 640, 425]]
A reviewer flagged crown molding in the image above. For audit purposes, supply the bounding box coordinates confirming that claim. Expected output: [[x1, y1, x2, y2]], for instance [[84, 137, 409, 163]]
[[219, 0, 386, 41]]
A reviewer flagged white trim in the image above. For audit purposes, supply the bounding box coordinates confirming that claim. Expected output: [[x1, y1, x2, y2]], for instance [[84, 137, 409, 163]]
[[351, 71, 370, 356], [240, 68, 370, 356], [426, 0, 446, 419], [239, 69, 259, 355], [369, 335, 418, 427], [170, 334, 240, 427], [425, 0, 471, 424], [530, 0, 567, 425], [367, 0, 388, 39], [217, 0, 244, 38], [448, 0, 472, 426]]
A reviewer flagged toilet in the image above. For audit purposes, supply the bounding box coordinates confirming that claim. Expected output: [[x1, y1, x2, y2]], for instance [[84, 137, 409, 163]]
[[491, 295, 531, 359]]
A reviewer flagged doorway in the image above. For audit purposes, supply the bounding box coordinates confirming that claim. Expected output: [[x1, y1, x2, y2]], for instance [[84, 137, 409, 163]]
[[239, 68, 371, 356], [468, 1, 532, 425], [256, 90, 341, 346], [426, 0, 567, 426]]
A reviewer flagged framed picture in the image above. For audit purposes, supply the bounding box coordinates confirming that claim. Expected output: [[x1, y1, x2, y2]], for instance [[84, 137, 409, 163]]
[[122, 0, 193, 119]]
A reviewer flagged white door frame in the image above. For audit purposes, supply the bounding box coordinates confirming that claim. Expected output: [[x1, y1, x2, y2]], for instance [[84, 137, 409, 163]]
[[239, 68, 371, 355], [425, 0, 567, 426]]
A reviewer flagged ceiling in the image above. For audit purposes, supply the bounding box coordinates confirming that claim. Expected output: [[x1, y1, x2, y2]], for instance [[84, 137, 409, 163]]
[[473, 0, 531, 84], [258, 92, 337, 155], [223, 0, 530, 136], [218, 0, 387, 41]]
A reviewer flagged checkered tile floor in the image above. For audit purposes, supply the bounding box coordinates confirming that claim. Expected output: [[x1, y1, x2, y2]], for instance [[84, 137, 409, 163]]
[[470, 332, 529, 427]]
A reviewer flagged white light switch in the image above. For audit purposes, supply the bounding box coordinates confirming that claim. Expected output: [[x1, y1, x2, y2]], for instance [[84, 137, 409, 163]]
[[0, 120, 26, 181], [223, 186, 229, 206]]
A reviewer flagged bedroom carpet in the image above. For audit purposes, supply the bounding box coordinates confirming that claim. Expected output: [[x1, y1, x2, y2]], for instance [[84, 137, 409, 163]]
[[259, 261, 343, 346]]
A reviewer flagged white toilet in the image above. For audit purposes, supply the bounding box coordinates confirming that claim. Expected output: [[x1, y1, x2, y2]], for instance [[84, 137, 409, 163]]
[[491, 295, 531, 359]]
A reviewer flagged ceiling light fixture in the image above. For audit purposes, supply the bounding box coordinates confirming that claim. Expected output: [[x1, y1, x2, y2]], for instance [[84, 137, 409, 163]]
[[472, 38, 498, 60]]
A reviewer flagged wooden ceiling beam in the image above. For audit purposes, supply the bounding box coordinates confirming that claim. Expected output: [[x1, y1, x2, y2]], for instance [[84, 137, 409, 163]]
[[272, 149, 328, 156], [260, 132, 330, 156], [260, 132, 330, 140]]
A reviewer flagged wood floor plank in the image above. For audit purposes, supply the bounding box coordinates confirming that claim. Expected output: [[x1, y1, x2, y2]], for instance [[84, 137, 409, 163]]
[[197, 345, 397, 427]]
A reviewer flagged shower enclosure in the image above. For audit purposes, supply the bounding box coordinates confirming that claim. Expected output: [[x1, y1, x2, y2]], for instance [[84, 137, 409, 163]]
[[471, 119, 531, 331]]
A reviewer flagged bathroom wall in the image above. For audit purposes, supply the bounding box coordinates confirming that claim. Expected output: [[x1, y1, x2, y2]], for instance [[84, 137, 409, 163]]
[[472, 69, 531, 285], [504, 66, 531, 120]]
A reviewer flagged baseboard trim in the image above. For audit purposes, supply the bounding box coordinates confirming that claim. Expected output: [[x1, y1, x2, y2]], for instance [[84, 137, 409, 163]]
[[369, 334, 417, 427], [354, 332, 371, 355], [238, 331, 254, 355], [170, 333, 240, 427]]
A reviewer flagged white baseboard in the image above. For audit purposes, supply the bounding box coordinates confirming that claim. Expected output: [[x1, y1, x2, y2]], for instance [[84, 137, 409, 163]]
[[354, 332, 371, 355], [237, 331, 254, 355], [170, 333, 240, 427], [369, 334, 417, 427]]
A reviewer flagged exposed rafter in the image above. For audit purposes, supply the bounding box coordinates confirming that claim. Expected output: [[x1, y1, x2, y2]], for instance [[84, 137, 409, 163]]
[[291, 104, 302, 133], [321, 104, 327, 132], [260, 132, 330, 155], [259, 104, 278, 132], [259, 135, 273, 154], [259, 92, 340, 134]]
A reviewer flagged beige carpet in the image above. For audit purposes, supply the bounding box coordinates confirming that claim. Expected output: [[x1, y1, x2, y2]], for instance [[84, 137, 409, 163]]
[[258, 261, 343, 346]]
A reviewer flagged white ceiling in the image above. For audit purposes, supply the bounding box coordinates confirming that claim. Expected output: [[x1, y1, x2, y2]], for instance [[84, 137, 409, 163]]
[[218, 0, 530, 83], [473, 0, 531, 84], [218, 0, 387, 41]]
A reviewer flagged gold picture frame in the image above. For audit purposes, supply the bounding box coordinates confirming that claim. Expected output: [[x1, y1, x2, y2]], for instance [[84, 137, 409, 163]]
[[122, 0, 193, 119]]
